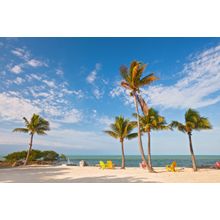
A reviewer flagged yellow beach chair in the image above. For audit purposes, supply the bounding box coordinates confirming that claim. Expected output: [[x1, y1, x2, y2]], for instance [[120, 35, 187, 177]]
[[99, 161, 106, 169], [166, 161, 177, 172], [106, 160, 115, 169]]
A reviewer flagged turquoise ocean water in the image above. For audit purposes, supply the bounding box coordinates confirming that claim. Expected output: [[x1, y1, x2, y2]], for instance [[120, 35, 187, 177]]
[[1, 155, 219, 167], [66, 155, 220, 167]]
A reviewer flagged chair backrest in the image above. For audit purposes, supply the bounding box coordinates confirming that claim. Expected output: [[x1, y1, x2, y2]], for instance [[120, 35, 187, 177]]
[[99, 161, 105, 167], [107, 160, 112, 165], [171, 161, 177, 168]]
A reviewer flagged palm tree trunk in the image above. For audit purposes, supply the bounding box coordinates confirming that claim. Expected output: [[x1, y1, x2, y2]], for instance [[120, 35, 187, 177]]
[[133, 93, 153, 172], [24, 133, 34, 166], [121, 140, 125, 169], [188, 133, 197, 171], [147, 131, 152, 168]]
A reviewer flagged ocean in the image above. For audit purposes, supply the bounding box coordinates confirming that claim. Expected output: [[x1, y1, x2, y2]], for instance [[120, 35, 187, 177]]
[[66, 155, 220, 167], [1, 155, 219, 167]]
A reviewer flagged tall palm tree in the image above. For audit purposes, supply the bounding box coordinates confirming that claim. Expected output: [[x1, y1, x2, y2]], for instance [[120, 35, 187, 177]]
[[133, 108, 170, 169], [104, 116, 137, 169], [120, 61, 158, 172], [171, 109, 212, 171], [13, 114, 50, 165]]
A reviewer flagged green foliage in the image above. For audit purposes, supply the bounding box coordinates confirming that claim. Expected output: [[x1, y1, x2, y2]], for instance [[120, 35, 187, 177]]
[[29, 149, 43, 161], [104, 116, 138, 142], [4, 151, 27, 162], [171, 108, 212, 134], [59, 154, 67, 161], [13, 114, 50, 135], [120, 61, 158, 92], [4, 149, 59, 162], [133, 108, 170, 133], [41, 151, 59, 161]]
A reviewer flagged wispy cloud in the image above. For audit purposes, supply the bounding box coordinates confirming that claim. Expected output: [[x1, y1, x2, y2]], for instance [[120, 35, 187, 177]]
[[27, 59, 46, 67], [0, 92, 41, 121], [11, 48, 30, 60], [110, 44, 220, 109], [42, 79, 56, 88], [86, 63, 101, 84], [9, 65, 22, 74], [93, 88, 103, 99], [14, 77, 25, 85], [56, 68, 64, 76]]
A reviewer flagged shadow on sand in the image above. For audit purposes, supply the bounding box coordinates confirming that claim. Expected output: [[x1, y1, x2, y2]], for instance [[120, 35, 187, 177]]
[[0, 166, 161, 183]]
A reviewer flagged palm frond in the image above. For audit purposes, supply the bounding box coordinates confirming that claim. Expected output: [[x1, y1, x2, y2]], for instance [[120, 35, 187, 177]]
[[12, 128, 29, 133], [23, 117, 30, 127], [121, 81, 132, 90], [126, 133, 138, 140], [170, 121, 186, 133], [120, 65, 129, 81], [138, 73, 158, 87], [104, 130, 119, 139]]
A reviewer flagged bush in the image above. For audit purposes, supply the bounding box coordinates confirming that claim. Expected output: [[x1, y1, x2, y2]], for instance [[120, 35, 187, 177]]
[[4, 151, 27, 162], [29, 149, 43, 161], [59, 154, 67, 161], [4, 149, 59, 162], [41, 151, 59, 161]]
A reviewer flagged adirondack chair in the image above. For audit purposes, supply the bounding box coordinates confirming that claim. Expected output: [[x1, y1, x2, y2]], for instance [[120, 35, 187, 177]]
[[166, 161, 177, 172]]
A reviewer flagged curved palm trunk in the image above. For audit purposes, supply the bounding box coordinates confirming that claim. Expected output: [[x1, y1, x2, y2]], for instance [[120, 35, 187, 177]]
[[121, 140, 125, 169], [133, 93, 153, 172], [147, 131, 152, 168], [188, 133, 197, 171], [24, 133, 34, 166]]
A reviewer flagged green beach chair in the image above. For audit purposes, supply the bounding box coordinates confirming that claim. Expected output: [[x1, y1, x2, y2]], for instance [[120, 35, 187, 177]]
[[99, 161, 106, 169]]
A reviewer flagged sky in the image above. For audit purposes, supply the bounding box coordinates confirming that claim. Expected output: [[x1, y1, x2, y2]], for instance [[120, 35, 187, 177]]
[[0, 37, 220, 155]]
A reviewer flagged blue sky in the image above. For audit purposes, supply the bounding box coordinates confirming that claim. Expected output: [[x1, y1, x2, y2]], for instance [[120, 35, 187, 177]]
[[0, 37, 220, 155]]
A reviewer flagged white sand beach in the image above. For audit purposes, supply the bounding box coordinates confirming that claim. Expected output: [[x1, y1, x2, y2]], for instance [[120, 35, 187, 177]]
[[0, 165, 220, 183]]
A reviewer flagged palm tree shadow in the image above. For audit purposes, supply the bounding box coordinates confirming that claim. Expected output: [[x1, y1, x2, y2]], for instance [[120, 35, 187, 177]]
[[46, 175, 161, 183], [0, 167, 161, 183]]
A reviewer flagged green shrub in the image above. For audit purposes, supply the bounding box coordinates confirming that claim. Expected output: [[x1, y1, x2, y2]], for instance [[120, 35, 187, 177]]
[[59, 154, 67, 161], [4, 151, 27, 162], [41, 151, 59, 161], [4, 149, 59, 162], [29, 149, 43, 161]]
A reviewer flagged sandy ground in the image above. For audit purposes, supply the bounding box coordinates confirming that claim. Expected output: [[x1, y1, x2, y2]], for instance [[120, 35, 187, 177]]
[[0, 165, 220, 183]]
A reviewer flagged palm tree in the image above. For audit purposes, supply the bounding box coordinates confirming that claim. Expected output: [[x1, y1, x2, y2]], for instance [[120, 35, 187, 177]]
[[171, 109, 212, 171], [120, 61, 158, 172], [104, 116, 137, 169], [13, 114, 50, 165], [133, 108, 170, 169]]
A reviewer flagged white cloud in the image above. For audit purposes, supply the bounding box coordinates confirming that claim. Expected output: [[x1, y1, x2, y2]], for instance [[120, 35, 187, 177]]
[[11, 48, 30, 60], [142, 44, 220, 109], [0, 93, 41, 121], [93, 88, 103, 99], [9, 65, 22, 74], [59, 109, 82, 123], [86, 70, 97, 83], [56, 68, 64, 76], [110, 44, 220, 109], [14, 77, 25, 85], [0, 127, 113, 151], [27, 59, 46, 67], [86, 63, 101, 84], [42, 80, 56, 88], [28, 73, 42, 81], [99, 116, 114, 126], [62, 88, 84, 98]]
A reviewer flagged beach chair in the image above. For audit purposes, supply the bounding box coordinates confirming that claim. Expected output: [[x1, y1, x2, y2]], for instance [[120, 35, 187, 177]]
[[99, 161, 106, 169], [106, 160, 115, 169], [166, 161, 177, 172], [215, 161, 220, 169], [139, 161, 147, 169]]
